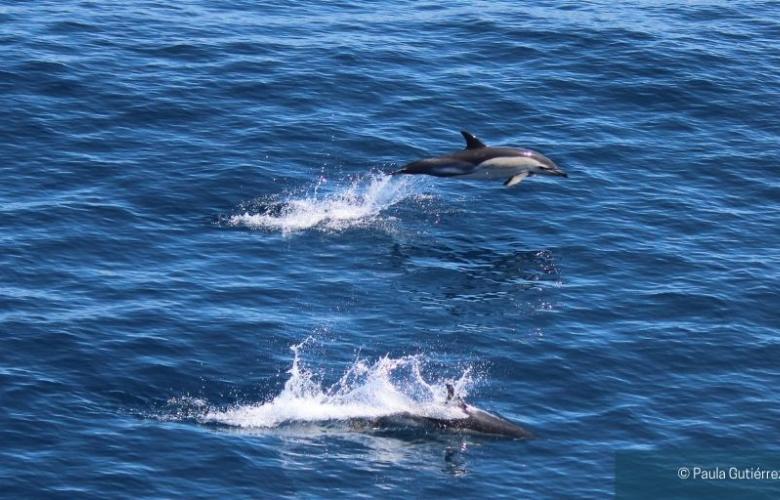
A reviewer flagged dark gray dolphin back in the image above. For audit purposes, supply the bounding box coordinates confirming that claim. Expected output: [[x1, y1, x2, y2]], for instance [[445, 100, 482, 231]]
[[397, 157, 476, 176], [460, 407, 534, 439], [395, 130, 524, 176], [393, 129, 540, 177]]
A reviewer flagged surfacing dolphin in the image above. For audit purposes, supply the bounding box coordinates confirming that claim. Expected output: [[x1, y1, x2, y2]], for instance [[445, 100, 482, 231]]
[[393, 130, 567, 187], [355, 384, 533, 439]]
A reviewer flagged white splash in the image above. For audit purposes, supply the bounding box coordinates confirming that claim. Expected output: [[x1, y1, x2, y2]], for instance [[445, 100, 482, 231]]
[[228, 173, 420, 235], [201, 340, 474, 429]]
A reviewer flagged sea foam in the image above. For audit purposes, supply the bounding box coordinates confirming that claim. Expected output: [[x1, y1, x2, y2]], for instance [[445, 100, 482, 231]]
[[228, 173, 422, 235], [200, 339, 474, 429]]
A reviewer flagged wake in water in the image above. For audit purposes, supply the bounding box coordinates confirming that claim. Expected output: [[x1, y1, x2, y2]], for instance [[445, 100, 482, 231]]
[[169, 340, 477, 432], [227, 172, 425, 235]]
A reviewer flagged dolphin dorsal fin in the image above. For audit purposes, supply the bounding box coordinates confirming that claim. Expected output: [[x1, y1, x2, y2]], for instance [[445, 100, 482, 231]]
[[446, 383, 455, 401], [445, 383, 468, 411], [460, 130, 486, 150]]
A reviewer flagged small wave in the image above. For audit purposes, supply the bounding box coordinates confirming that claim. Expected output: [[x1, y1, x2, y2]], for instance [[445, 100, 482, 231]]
[[227, 173, 421, 235], [185, 340, 475, 430]]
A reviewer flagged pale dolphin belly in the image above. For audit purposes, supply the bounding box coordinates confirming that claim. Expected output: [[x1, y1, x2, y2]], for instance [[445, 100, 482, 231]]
[[458, 156, 538, 180]]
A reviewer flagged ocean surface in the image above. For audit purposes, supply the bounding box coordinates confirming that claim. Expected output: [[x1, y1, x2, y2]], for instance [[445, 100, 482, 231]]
[[1, 1, 779, 498]]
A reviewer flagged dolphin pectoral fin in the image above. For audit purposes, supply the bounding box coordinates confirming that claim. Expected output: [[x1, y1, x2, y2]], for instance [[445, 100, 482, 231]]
[[504, 173, 528, 187]]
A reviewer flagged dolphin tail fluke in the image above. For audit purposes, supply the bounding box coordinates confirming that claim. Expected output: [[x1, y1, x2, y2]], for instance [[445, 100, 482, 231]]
[[391, 161, 421, 175]]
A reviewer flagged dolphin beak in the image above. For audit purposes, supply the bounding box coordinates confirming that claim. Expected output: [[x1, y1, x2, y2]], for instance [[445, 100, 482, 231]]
[[541, 157, 567, 177], [550, 163, 568, 177]]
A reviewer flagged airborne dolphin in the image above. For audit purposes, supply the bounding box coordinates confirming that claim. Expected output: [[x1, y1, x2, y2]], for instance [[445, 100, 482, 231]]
[[355, 384, 533, 439], [393, 130, 567, 187]]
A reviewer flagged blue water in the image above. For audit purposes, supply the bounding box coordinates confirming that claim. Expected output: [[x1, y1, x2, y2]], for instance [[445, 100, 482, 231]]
[[2, 1, 779, 497]]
